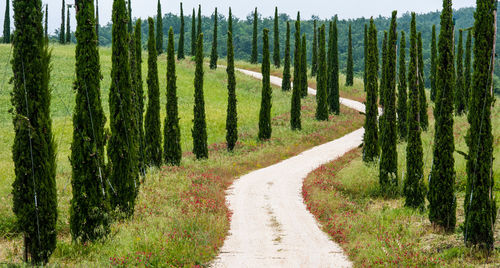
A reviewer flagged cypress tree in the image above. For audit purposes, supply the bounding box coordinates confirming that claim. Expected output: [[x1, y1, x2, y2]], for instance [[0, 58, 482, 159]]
[[311, 20, 318, 77], [192, 33, 208, 158], [134, 19, 145, 174], [329, 18, 340, 115], [363, 18, 379, 162], [380, 31, 388, 108], [209, 8, 218, 70], [164, 27, 182, 165], [96, 0, 99, 44], [327, 22, 334, 111], [60, 0, 65, 44], [301, 34, 308, 97], [404, 13, 426, 209], [430, 25, 438, 102], [346, 23, 354, 86], [226, 30, 238, 151], [191, 8, 196, 55], [464, 30, 472, 111], [11, 0, 57, 263], [363, 24, 368, 90], [156, 0, 163, 54], [397, 31, 408, 140], [129, 29, 140, 174], [316, 24, 328, 121], [178, 2, 185, 60], [228, 7, 233, 33], [418, 33, 429, 130], [379, 11, 398, 195], [3, 0, 10, 43], [291, 34, 302, 130], [273, 7, 280, 68], [429, 0, 456, 232], [464, 0, 497, 250], [455, 30, 466, 115], [108, 0, 138, 217], [70, 0, 110, 243], [293, 18, 301, 99], [282, 21, 291, 91], [251, 7, 258, 64], [144, 18, 162, 167], [127, 0, 132, 34], [197, 5, 201, 38], [45, 4, 48, 40], [66, 5, 71, 43], [258, 29, 272, 140]]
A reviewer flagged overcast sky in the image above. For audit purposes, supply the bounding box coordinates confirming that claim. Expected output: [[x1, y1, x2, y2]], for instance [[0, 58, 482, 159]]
[[1, 0, 476, 35]]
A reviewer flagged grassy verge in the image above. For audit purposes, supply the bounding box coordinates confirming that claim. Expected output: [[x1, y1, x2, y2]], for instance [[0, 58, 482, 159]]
[[0, 44, 364, 266], [303, 103, 500, 267]]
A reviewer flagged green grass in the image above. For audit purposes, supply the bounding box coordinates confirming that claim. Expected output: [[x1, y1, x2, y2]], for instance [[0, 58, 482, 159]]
[[0, 43, 365, 266], [303, 102, 500, 267]]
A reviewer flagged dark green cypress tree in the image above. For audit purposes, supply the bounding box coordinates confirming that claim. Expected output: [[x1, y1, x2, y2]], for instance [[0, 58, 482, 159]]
[[156, 0, 163, 54], [329, 18, 340, 115], [178, 2, 185, 60], [311, 20, 318, 77], [404, 13, 426, 209], [291, 34, 302, 130], [282, 21, 291, 91], [209, 8, 218, 70], [379, 11, 398, 195], [3, 0, 10, 43], [197, 5, 201, 38], [60, 0, 65, 44], [363, 18, 379, 163], [45, 4, 48, 40], [327, 21, 333, 109], [164, 27, 182, 165], [108, 0, 138, 217], [228, 7, 233, 33], [273, 7, 280, 68], [430, 25, 438, 102], [127, 0, 132, 34], [293, 18, 301, 99], [380, 31, 388, 108], [363, 24, 368, 90], [316, 24, 328, 121], [346, 23, 354, 86], [191, 8, 196, 55], [397, 31, 408, 140], [70, 0, 109, 243], [96, 0, 99, 44], [192, 33, 208, 158], [144, 18, 162, 167], [464, 30, 472, 111], [301, 34, 308, 98], [11, 0, 57, 263], [251, 7, 258, 64], [429, 0, 456, 232], [417, 33, 429, 130], [134, 19, 145, 173], [129, 29, 140, 174], [455, 30, 466, 115], [66, 5, 71, 43], [226, 30, 238, 151], [464, 0, 497, 250], [258, 28, 272, 140]]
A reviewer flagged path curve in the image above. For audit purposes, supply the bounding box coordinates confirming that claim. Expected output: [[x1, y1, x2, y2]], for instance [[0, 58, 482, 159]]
[[212, 69, 368, 268]]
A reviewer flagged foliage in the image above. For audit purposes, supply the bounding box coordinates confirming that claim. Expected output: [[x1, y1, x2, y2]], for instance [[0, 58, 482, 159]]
[[282, 22, 291, 91], [345, 24, 354, 86], [293, 14, 301, 100], [397, 31, 408, 140], [455, 30, 466, 115], [464, 30, 472, 110], [311, 20, 318, 77], [251, 8, 258, 64], [328, 19, 340, 115], [430, 25, 437, 102], [258, 28, 272, 140], [191, 8, 195, 55], [3, 0, 10, 43], [273, 7, 280, 68], [315, 24, 328, 121], [66, 5, 71, 43], [192, 33, 208, 159], [417, 33, 429, 131], [301, 34, 308, 98], [290, 32, 302, 130], [134, 19, 145, 174], [209, 8, 218, 70], [156, 0, 163, 54], [60, 0, 65, 44], [225, 30, 238, 151], [177, 3, 185, 60]]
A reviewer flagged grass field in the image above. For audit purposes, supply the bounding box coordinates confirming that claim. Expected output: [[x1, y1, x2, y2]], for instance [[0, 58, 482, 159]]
[[303, 102, 500, 267], [0, 43, 365, 266]]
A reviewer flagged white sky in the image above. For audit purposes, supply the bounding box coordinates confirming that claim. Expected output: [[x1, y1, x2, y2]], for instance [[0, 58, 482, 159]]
[[1, 0, 476, 35]]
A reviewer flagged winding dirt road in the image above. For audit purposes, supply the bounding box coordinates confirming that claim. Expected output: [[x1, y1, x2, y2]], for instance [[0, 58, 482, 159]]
[[212, 69, 368, 268]]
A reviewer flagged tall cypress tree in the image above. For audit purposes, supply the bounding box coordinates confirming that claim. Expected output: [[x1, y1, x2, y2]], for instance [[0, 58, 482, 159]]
[[228, 7, 233, 33], [156, 0, 163, 54], [316, 24, 328, 121], [379, 11, 398, 195], [164, 27, 182, 165], [429, 0, 456, 232], [12, 0, 57, 263], [464, 30, 472, 111], [191, 8, 196, 55], [70, 0, 109, 243], [60, 0, 65, 44], [66, 5, 71, 43], [226, 30, 238, 151], [455, 30, 466, 115], [273, 7, 280, 68], [44, 4, 48, 40], [291, 30, 302, 130], [258, 29, 272, 140], [464, 0, 497, 250], [327, 21, 334, 111], [178, 2, 185, 59], [404, 13, 426, 209], [329, 18, 340, 115], [397, 31, 408, 140], [144, 18, 162, 167], [301, 34, 308, 98], [430, 25, 438, 102], [192, 33, 208, 159], [3, 0, 10, 43], [127, 0, 132, 33], [417, 33, 429, 130], [209, 8, 218, 70], [293, 18, 301, 99], [251, 7, 258, 64], [346, 23, 354, 86], [197, 5, 201, 38], [129, 28, 140, 175], [282, 21, 291, 91], [363, 24, 368, 90], [96, 0, 100, 44], [134, 19, 145, 174], [363, 18, 379, 163], [380, 31, 388, 108], [311, 20, 318, 77], [108, 0, 138, 217]]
